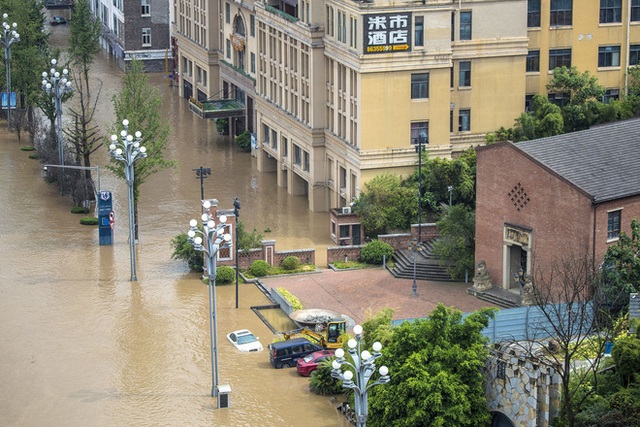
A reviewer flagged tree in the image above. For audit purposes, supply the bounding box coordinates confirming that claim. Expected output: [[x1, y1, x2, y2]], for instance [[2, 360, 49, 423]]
[[602, 218, 640, 310], [519, 251, 620, 427], [170, 232, 204, 272], [64, 0, 103, 204], [367, 304, 494, 427], [109, 59, 175, 238], [237, 220, 263, 250], [546, 66, 605, 132], [352, 173, 417, 238], [431, 204, 475, 280], [0, 0, 51, 140]]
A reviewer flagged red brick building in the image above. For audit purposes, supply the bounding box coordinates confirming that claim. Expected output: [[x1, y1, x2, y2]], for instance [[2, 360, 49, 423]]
[[475, 119, 640, 293]]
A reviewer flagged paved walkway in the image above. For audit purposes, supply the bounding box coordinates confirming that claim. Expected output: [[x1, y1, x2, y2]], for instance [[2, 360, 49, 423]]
[[260, 267, 499, 325]]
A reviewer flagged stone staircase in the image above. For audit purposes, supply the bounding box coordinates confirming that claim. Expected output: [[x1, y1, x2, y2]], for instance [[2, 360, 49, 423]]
[[390, 239, 457, 282]]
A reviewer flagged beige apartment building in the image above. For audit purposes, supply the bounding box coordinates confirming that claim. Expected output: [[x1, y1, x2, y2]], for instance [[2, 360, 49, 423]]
[[172, 0, 640, 212]]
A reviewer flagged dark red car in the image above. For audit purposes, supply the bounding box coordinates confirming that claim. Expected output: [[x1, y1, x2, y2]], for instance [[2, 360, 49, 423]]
[[296, 349, 335, 377]]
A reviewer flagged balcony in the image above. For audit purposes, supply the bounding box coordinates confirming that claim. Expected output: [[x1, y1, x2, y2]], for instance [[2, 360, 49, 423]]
[[188, 98, 245, 120]]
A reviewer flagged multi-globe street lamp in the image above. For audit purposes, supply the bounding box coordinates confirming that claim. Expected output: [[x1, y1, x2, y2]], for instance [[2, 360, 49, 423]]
[[188, 200, 232, 402], [331, 324, 390, 427], [42, 59, 73, 172], [1, 13, 19, 131], [109, 119, 147, 282]]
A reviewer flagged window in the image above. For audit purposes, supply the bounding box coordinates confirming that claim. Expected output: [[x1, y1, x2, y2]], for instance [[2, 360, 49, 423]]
[[460, 11, 472, 40], [282, 136, 288, 157], [600, 0, 622, 24], [294, 145, 301, 165], [411, 73, 429, 99], [450, 110, 454, 132], [459, 109, 470, 132], [525, 94, 535, 111], [550, 0, 572, 26], [411, 122, 429, 145], [226, 39, 231, 59], [526, 50, 540, 72], [598, 45, 620, 67], [633, 0, 640, 22], [225, 3, 230, 24], [142, 28, 151, 46], [451, 12, 455, 41], [303, 152, 310, 171], [250, 15, 255, 37], [450, 67, 454, 88], [631, 44, 640, 66], [459, 61, 471, 87], [602, 89, 619, 104], [549, 48, 571, 70], [528, 0, 541, 27], [251, 52, 256, 74], [271, 129, 278, 149], [339, 225, 350, 238], [415, 16, 424, 47], [141, 0, 150, 15], [607, 210, 621, 240], [548, 92, 570, 107]]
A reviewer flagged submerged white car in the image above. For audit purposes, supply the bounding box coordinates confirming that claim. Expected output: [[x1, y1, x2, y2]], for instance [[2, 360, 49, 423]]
[[227, 329, 264, 352]]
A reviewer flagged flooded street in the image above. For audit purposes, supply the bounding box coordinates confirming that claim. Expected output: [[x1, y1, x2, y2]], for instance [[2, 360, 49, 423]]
[[0, 23, 343, 427]]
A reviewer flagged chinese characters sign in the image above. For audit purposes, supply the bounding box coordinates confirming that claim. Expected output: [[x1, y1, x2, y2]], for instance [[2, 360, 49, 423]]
[[364, 12, 412, 54]]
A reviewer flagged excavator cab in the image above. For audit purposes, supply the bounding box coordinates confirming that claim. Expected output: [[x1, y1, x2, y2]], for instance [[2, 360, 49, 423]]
[[326, 319, 346, 344]]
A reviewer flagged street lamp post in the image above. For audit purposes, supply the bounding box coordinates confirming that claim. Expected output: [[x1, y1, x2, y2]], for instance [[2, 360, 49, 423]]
[[1, 14, 19, 131], [409, 238, 418, 297], [188, 200, 232, 401], [109, 119, 147, 282], [415, 133, 427, 243], [448, 185, 454, 206], [233, 197, 240, 309], [43, 164, 100, 198], [42, 59, 73, 173], [331, 324, 390, 427], [193, 166, 211, 205]]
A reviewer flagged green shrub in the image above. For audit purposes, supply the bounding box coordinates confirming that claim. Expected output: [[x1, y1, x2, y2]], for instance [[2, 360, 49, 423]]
[[28, 153, 38, 159], [20, 146, 35, 151], [79, 217, 98, 225], [235, 130, 252, 152], [309, 359, 343, 395], [281, 256, 300, 271], [216, 118, 229, 134], [249, 259, 270, 277], [216, 265, 235, 284], [276, 287, 303, 310], [71, 206, 90, 214], [170, 232, 204, 272], [360, 240, 394, 265]]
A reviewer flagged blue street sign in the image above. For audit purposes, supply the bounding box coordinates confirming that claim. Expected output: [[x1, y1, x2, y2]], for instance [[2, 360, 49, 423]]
[[1, 92, 17, 110]]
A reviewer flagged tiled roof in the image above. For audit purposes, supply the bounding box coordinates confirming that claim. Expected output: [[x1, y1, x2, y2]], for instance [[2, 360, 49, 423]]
[[515, 119, 640, 203]]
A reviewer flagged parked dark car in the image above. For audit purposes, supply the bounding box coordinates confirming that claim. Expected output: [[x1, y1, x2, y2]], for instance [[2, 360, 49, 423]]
[[296, 349, 335, 376], [268, 338, 322, 369], [50, 16, 66, 25]]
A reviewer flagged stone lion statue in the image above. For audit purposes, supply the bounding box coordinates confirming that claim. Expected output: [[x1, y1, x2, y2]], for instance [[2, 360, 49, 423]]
[[472, 260, 492, 291]]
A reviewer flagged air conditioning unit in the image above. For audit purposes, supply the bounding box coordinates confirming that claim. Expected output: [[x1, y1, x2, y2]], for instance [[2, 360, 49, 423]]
[[341, 207, 351, 214]]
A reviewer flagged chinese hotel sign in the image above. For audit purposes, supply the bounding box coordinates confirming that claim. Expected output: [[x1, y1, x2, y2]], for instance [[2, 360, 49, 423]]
[[364, 12, 412, 54]]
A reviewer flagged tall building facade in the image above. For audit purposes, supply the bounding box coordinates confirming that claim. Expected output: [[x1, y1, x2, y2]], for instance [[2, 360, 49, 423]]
[[171, 0, 640, 212], [91, 0, 171, 72]]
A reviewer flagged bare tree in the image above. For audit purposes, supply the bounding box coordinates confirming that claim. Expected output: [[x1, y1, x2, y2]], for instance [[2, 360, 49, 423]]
[[518, 251, 622, 427]]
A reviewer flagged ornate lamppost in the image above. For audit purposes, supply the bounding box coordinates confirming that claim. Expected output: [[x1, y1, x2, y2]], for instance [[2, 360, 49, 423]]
[[188, 200, 232, 402], [331, 324, 390, 427], [408, 238, 419, 297], [233, 196, 240, 309], [109, 119, 147, 281], [1, 13, 19, 131], [42, 59, 73, 171]]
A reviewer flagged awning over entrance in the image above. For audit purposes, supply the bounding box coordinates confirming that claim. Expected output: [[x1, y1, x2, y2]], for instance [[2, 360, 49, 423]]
[[188, 98, 245, 120]]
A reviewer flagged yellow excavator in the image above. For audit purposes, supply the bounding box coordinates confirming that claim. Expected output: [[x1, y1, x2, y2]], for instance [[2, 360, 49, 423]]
[[282, 318, 347, 349]]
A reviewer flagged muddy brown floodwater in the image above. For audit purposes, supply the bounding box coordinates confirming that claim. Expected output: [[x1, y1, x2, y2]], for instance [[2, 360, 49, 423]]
[[0, 22, 346, 427]]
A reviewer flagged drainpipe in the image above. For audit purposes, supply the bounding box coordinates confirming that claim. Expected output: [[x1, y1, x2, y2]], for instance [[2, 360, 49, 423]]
[[626, 0, 632, 96], [592, 200, 597, 272]]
